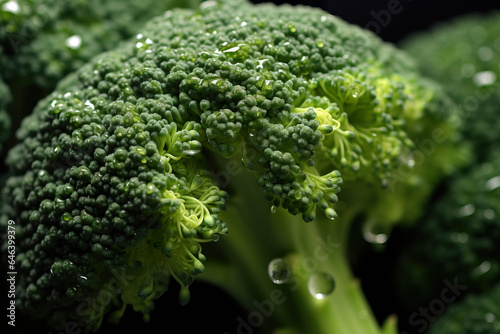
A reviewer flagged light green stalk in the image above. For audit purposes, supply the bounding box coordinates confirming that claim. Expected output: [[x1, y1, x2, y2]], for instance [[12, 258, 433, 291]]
[[200, 167, 397, 334]]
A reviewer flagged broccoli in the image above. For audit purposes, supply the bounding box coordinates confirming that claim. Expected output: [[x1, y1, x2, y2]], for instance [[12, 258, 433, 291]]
[[1, 0, 201, 90], [0, 0, 63, 43], [391, 14, 500, 326], [1, 0, 464, 332], [0, 0, 202, 147], [394, 150, 500, 315], [428, 283, 500, 334], [401, 12, 500, 162]]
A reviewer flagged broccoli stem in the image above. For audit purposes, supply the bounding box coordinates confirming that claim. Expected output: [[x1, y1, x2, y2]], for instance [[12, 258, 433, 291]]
[[200, 165, 394, 334]]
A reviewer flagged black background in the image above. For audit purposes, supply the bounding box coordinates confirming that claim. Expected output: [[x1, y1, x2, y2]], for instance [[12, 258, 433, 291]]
[[3, 0, 500, 334]]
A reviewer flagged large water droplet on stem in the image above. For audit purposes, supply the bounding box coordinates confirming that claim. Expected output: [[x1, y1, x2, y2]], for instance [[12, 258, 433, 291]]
[[363, 221, 389, 245], [308, 272, 335, 299], [268, 258, 291, 284]]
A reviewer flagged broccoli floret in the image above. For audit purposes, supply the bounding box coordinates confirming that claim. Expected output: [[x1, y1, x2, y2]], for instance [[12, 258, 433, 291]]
[[401, 12, 500, 162], [428, 284, 500, 334], [0, 0, 203, 139], [392, 13, 500, 316], [2, 0, 201, 90], [395, 150, 500, 314], [1, 0, 463, 332], [0, 0, 64, 42]]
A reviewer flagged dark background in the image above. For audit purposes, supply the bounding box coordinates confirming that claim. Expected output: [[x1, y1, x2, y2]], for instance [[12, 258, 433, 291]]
[[4, 0, 500, 333], [254, 0, 500, 43]]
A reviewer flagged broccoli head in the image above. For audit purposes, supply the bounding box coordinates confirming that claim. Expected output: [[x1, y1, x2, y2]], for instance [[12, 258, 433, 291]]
[[0, 0, 204, 143], [428, 284, 500, 334], [395, 149, 500, 313], [401, 12, 500, 162], [2, 0, 201, 90], [1, 0, 463, 332], [0, 0, 203, 166], [393, 12, 500, 316]]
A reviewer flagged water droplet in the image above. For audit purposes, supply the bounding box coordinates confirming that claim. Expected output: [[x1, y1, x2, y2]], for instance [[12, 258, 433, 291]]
[[473, 71, 496, 86], [473, 260, 492, 276], [267, 258, 291, 284], [145, 184, 155, 195], [456, 204, 475, 217], [485, 313, 496, 323], [450, 232, 469, 243], [270, 205, 277, 214], [316, 40, 324, 48], [241, 156, 255, 170], [211, 78, 222, 85], [484, 209, 496, 220], [221, 42, 250, 63], [478, 46, 494, 62], [2, 1, 20, 14], [320, 16, 327, 22], [200, 0, 218, 9], [308, 272, 335, 299], [288, 24, 297, 33], [325, 208, 337, 220], [224, 46, 240, 52], [256, 58, 270, 70], [65, 35, 82, 49], [485, 176, 500, 191], [183, 149, 199, 156], [84, 100, 95, 109], [363, 222, 388, 244]]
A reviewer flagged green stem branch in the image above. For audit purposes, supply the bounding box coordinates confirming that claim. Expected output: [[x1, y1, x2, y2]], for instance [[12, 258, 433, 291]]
[[199, 167, 395, 334]]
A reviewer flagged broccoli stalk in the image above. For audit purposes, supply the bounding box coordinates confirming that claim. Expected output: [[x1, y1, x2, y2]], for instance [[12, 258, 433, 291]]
[[201, 165, 396, 334]]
